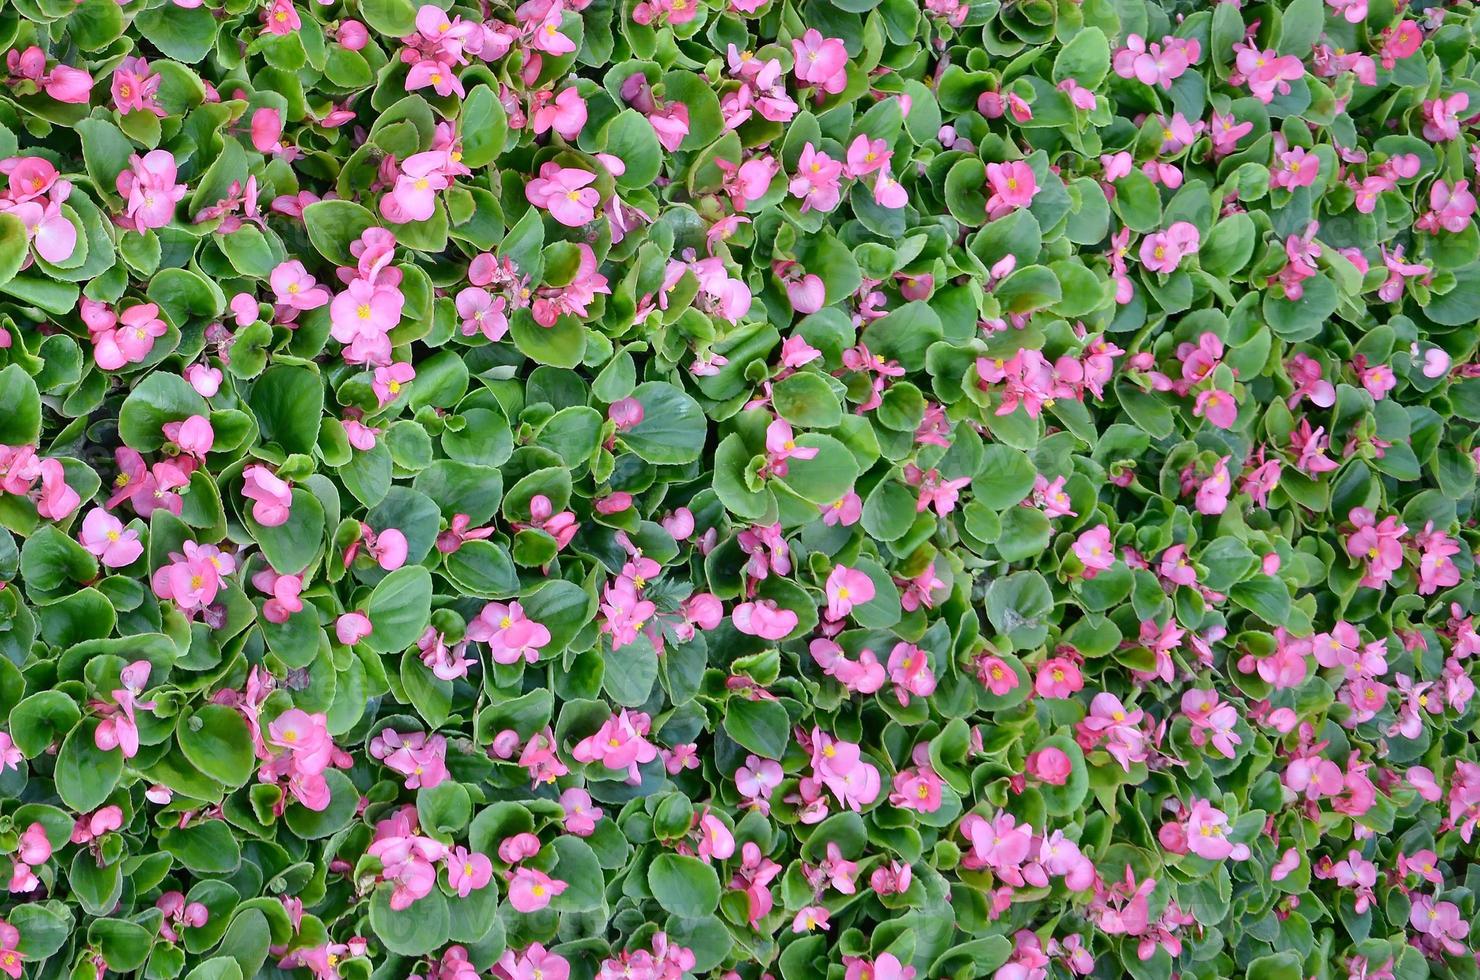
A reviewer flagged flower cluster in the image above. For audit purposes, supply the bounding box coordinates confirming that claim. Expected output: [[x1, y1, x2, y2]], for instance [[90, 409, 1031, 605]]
[[1, 0, 1479, 978]]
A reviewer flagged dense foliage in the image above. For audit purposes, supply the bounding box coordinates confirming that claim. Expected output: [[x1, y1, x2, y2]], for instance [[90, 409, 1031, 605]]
[[1, 0, 1479, 977]]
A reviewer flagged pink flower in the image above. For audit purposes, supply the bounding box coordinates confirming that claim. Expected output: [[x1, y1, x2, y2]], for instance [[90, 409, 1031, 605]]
[[824, 565, 875, 622], [1193, 388, 1237, 430], [270, 260, 330, 310], [242, 465, 293, 527], [788, 143, 843, 213], [116, 151, 187, 232], [572, 709, 659, 784], [1182, 799, 1249, 861], [447, 847, 493, 898], [508, 867, 569, 914], [336, 611, 373, 645], [792, 906, 831, 932], [1026, 746, 1072, 785], [456, 287, 509, 341], [186, 363, 222, 397], [111, 57, 163, 116], [732, 599, 798, 640], [467, 601, 551, 664], [372, 362, 415, 407], [526, 165, 599, 227], [150, 541, 233, 614], [886, 643, 936, 706], [985, 161, 1038, 218], [791, 30, 847, 94], [531, 86, 588, 140], [330, 277, 404, 349], [0, 732, 21, 773], [1035, 656, 1083, 699], [79, 508, 143, 567], [764, 418, 819, 474], [976, 655, 1020, 696], [821, 492, 862, 526], [1073, 524, 1114, 574], [263, 0, 300, 33], [1345, 507, 1407, 588], [1139, 221, 1200, 273], [608, 397, 644, 431], [559, 787, 603, 836], [34, 459, 79, 521]]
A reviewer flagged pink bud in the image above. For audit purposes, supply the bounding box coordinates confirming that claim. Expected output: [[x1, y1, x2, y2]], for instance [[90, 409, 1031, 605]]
[[337, 20, 369, 50]]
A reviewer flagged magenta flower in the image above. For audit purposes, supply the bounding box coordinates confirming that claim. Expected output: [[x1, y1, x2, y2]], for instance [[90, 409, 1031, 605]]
[[791, 30, 848, 94], [824, 564, 875, 621], [79, 509, 143, 567], [1072, 524, 1114, 574], [571, 709, 659, 783], [467, 601, 551, 665], [447, 847, 493, 898], [526, 165, 599, 227], [788, 142, 844, 213], [732, 599, 798, 640], [335, 611, 373, 645], [242, 465, 293, 527], [984, 161, 1038, 219], [269, 260, 330, 311], [115, 151, 186, 232]]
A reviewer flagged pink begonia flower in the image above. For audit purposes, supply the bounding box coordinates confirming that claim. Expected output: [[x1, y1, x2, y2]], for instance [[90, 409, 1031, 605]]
[[732, 599, 798, 640], [162, 414, 214, 458], [791, 30, 848, 94], [824, 564, 875, 621], [1113, 34, 1199, 90], [1072, 524, 1114, 574], [1139, 220, 1200, 273], [242, 465, 293, 526], [1036, 656, 1083, 698], [1235, 43, 1306, 103], [1193, 388, 1237, 429], [1346, 507, 1407, 588], [764, 418, 818, 475], [372, 362, 415, 407], [151, 541, 233, 614], [571, 709, 659, 783], [336, 611, 373, 645], [115, 151, 187, 232], [0, 732, 21, 773], [456, 287, 509, 341], [559, 787, 603, 836], [1181, 799, 1250, 861], [608, 397, 643, 430], [112, 57, 163, 117], [79, 508, 143, 568], [1416, 180, 1477, 234], [788, 143, 844, 213], [886, 642, 936, 706], [34, 459, 79, 521], [508, 868, 568, 913], [252, 567, 304, 624], [821, 491, 862, 526], [447, 847, 493, 898], [93, 660, 155, 759], [467, 601, 551, 664], [976, 654, 1020, 696], [1271, 146, 1319, 191], [185, 364, 222, 399], [369, 729, 450, 789], [984, 161, 1038, 219], [270, 260, 330, 310], [330, 277, 405, 346], [1026, 746, 1072, 785], [526, 165, 599, 226], [1194, 455, 1232, 515]]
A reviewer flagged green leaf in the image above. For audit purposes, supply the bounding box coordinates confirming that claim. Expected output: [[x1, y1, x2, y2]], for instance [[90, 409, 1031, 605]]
[[0, 365, 41, 444], [303, 200, 379, 266], [620, 381, 707, 464], [647, 853, 721, 916], [365, 565, 433, 653], [177, 705, 255, 788], [55, 719, 124, 812], [723, 698, 790, 758]]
